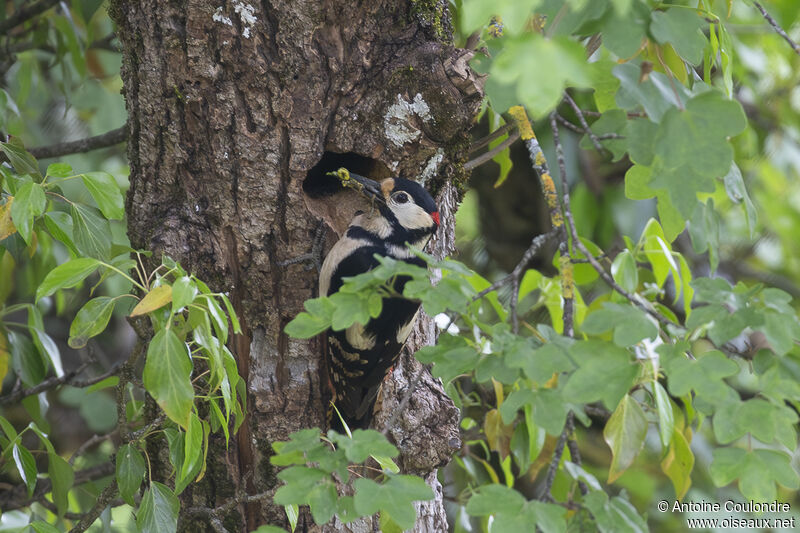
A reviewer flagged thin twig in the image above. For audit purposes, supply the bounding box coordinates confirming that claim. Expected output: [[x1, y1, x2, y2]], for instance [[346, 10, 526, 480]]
[[0, 360, 93, 405], [555, 114, 624, 141], [563, 93, 605, 153], [0, 0, 60, 33], [0, 462, 116, 512], [541, 413, 572, 501], [69, 480, 118, 533], [469, 123, 516, 153], [548, 113, 576, 337], [28, 125, 128, 159], [566, 436, 589, 496], [752, 1, 800, 55], [463, 130, 521, 170], [69, 433, 114, 465]]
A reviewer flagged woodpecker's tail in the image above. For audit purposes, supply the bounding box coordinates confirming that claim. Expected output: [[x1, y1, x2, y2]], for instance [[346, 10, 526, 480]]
[[327, 384, 381, 433]]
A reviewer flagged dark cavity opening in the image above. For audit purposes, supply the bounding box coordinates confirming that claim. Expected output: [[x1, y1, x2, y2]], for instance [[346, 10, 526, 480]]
[[303, 151, 392, 198]]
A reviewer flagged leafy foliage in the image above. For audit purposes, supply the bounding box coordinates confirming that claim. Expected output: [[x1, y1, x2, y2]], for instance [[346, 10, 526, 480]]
[[1, 140, 244, 532]]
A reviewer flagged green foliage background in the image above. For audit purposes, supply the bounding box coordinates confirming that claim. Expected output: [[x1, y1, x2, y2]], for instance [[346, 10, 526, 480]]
[[1, 0, 800, 532]]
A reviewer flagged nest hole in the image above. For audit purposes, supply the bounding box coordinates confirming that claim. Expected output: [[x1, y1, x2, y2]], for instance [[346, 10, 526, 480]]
[[303, 151, 392, 198]]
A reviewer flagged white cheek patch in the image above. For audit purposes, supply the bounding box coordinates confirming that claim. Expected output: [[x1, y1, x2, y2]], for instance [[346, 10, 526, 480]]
[[396, 309, 419, 344], [393, 203, 433, 230]]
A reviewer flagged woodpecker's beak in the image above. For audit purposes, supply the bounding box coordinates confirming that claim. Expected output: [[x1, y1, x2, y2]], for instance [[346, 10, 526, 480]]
[[347, 173, 386, 204]]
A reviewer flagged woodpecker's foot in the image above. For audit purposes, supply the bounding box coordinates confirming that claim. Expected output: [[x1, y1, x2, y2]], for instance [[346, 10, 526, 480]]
[[277, 218, 327, 271]]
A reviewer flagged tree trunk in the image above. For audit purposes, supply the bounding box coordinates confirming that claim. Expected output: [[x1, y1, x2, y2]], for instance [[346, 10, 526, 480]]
[[110, 0, 482, 530]]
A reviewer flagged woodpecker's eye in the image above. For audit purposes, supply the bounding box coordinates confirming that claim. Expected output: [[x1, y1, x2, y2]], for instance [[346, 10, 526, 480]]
[[394, 192, 409, 204]]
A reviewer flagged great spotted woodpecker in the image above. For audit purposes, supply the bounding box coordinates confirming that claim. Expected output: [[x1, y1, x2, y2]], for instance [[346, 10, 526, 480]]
[[319, 173, 439, 430]]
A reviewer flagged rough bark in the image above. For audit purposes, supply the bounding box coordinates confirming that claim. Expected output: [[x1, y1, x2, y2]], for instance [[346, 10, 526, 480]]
[[110, 0, 481, 530]]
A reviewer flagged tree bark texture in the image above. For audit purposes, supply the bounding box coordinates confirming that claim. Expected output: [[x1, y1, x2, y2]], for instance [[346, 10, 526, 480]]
[[110, 1, 482, 531]]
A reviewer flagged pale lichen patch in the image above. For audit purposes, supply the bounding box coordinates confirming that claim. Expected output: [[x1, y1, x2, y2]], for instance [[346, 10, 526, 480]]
[[234, 1, 257, 39], [383, 93, 433, 147], [212, 6, 233, 26], [418, 148, 444, 184]]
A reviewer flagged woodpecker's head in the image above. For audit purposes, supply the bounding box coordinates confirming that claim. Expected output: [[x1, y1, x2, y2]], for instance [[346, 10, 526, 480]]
[[348, 173, 439, 235]]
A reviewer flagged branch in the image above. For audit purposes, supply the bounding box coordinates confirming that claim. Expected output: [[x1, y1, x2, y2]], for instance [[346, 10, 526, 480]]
[[28, 126, 128, 159], [469, 123, 516, 153], [186, 490, 273, 532], [0, 0, 60, 34], [0, 462, 115, 512], [563, 93, 604, 153], [0, 355, 127, 406], [752, 1, 800, 55], [463, 130, 521, 170], [541, 412, 573, 501], [548, 106, 677, 330], [69, 480, 118, 533]]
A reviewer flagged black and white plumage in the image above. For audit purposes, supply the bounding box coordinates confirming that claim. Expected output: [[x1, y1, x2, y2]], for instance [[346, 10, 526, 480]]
[[319, 174, 439, 430]]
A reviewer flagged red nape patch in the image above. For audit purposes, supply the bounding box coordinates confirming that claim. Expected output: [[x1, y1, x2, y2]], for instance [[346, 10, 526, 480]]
[[431, 212, 440, 225]]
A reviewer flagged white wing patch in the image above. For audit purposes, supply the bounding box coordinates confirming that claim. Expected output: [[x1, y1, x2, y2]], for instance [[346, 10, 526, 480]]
[[346, 321, 376, 350], [396, 309, 419, 344]]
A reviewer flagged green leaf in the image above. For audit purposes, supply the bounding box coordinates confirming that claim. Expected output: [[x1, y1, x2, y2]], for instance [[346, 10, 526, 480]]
[[581, 303, 658, 346], [0, 140, 39, 177], [46, 162, 72, 178], [80, 172, 125, 219], [143, 329, 194, 428], [69, 296, 116, 348], [649, 8, 707, 65], [660, 427, 693, 499], [10, 181, 45, 243], [584, 491, 648, 533], [610, 250, 638, 293], [29, 522, 61, 533], [307, 481, 338, 524], [137, 481, 180, 533], [44, 211, 79, 255], [274, 466, 330, 507], [37, 258, 101, 300], [653, 382, 673, 450], [710, 448, 799, 502], [487, 34, 589, 117], [614, 63, 684, 122], [181, 412, 203, 483], [460, 0, 543, 35], [48, 452, 74, 517], [353, 475, 433, 531], [116, 443, 146, 506], [13, 442, 37, 497], [660, 348, 738, 405], [648, 92, 747, 218], [9, 331, 46, 387], [172, 276, 197, 312], [688, 200, 720, 274], [603, 394, 647, 483], [328, 429, 398, 463], [723, 162, 757, 238], [507, 340, 574, 385], [71, 203, 112, 260], [564, 341, 639, 409], [713, 398, 797, 446], [465, 484, 525, 516]]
